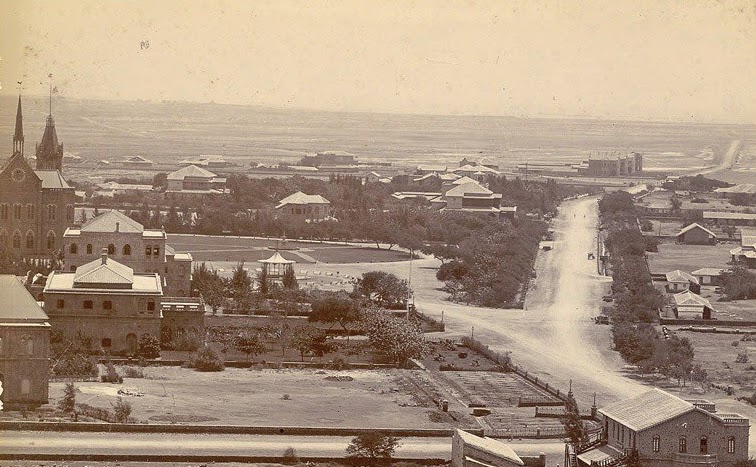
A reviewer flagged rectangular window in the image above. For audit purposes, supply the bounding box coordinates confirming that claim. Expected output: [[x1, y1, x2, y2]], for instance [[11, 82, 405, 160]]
[[83, 300, 93, 309], [147, 301, 156, 311], [652, 436, 660, 452], [56, 299, 65, 309], [729, 438, 735, 453]]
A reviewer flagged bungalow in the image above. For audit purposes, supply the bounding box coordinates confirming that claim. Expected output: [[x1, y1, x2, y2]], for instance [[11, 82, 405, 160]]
[[676, 223, 717, 245], [412, 172, 441, 187], [165, 165, 227, 198], [575, 389, 749, 467], [417, 165, 448, 175], [275, 191, 331, 222], [122, 155, 153, 167], [731, 229, 756, 268], [665, 270, 700, 293], [441, 182, 503, 215], [365, 171, 382, 184], [691, 268, 725, 286], [673, 290, 713, 320]]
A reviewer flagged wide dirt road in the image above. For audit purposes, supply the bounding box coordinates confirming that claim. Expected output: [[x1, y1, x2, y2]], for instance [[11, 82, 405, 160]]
[[414, 196, 645, 410]]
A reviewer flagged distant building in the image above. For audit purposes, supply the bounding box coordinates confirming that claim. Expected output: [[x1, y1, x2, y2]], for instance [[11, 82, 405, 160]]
[[179, 155, 232, 168], [576, 153, 642, 177], [451, 429, 524, 467], [299, 151, 357, 167], [673, 290, 713, 319], [275, 191, 331, 222], [677, 223, 717, 245], [665, 270, 699, 293], [165, 164, 227, 197], [412, 172, 441, 187], [63, 210, 192, 296], [44, 251, 163, 355], [1, 96, 75, 258], [95, 181, 154, 197], [391, 191, 442, 202], [365, 171, 383, 184], [440, 181, 509, 217], [122, 155, 154, 168], [691, 268, 724, 286], [576, 389, 748, 467], [703, 211, 756, 228], [0, 275, 51, 409], [416, 164, 448, 175], [731, 229, 756, 268], [715, 184, 756, 199]]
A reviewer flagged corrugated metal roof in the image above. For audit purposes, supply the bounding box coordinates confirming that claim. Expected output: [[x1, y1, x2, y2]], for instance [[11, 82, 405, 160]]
[[73, 256, 134, 285], [665, 270, 699, 284], [0, 275, 50, 323], [677, 223, 716, 238], [674, 290, 712, 308], [599, 389, 695, 431], [445, 182, 495, 197], [81, 210, 144, 233], [167, 164, 217, 180], [276, 191, 330, 208]]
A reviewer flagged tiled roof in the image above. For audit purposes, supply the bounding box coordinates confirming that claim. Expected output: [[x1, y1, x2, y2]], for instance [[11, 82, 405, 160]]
[[455, 430, 524, 466], [167, 164, 217, 180], [35, 170, 71, 189], [0, 275, 49, 323], [665, 270, 699, 284], [73, 256, 134, 286], [677, 223, 716, 238], [276, 191, 330, 207], [81, 210, 144, 233], [599, 389, 695, 432], [674, 290, 712, 308]]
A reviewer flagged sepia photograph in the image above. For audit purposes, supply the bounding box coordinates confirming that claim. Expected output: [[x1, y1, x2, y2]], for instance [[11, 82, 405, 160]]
[[0, 0, 755, 466]]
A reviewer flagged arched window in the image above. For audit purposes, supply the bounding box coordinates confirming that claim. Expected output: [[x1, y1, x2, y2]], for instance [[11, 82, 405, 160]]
[[12, 230, 21, 249], [123, 244, 131, 255], [20, 335, 33, 355], [27, 204, 35, 219], [145, 246, 152, 256], [103, 300, 112, 310], [86, 243, 93, 254], [66, 204, 73, 220], [46, 231, 56, 250], [728, 437, 735, 453], [0, 230, 8, 246], [147, 301, 156, 311], [70, 243, 78, 254], [107, 244, 115, 255], [47, 204, 56, 220], [101, 338, 112, 348], [700, 437, 708, 455], [652, 435, 660, 452], [0, 204, 8, 219], [21, 379, 30, 395], [83, 300, 93, 309], [13, 203, 22, 219], [56, 299, 65, 309], [679, 436, 687, 453], [25, 231, 34, 249], [153, 245, 160, 256]]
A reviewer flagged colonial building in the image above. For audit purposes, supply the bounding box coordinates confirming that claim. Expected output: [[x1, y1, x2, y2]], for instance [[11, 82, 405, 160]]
[[62, 210, 192, 296], [165, 164, 227, 198], [0, 275, 51, 409], [673, 290, 714, 319], [576, 153, 643, 177], [0, 97, 75, 258], [43, 251, 163, 355], [575, 389, 749, 467], [677, 223, 717, 245], [275, 192, 331, 222]]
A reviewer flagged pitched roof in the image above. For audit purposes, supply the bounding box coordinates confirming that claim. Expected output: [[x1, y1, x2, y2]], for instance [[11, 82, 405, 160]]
[[259, 251, 296, 264], [599, 389, 695, 432], [715, 183, 756, 194], [452, 176, 479, 185], [445, 182, 496, 197], [665, 270, 699, 284], [276, 191, 330, 208], [167, 164, 217, 180], [704, 211, 756, 221], [81, 210, 144, 233], [455, 430, 524, 466], [73, 255, 134, 286], [0, 275, 49, 323], [677, 223, 716, 238], [674, 290, 712, 308], [37, 115, 61, 156], [691, 268, 724, 277], [34, 170, 71, 189]]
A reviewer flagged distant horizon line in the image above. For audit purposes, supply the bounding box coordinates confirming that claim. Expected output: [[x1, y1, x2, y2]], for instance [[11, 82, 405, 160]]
[[2, 92, 755, 127]]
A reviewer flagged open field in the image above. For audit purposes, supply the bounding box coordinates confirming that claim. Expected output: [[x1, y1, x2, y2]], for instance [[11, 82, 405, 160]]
[[167, 234, 411, 264], [3, 96, 755, 174], [46, 367, 466, 429], [646, 241, 733, 274]]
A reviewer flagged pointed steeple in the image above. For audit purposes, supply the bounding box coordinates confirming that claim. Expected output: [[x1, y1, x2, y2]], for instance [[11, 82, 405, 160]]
[[36, 83, 64, 171], [13, 95, 24, 156]]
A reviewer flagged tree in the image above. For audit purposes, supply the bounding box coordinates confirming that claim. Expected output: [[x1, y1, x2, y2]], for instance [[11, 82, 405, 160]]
[[258, 268, 269, 296], [309, 292, 361, 341], [57, 382, 76, 414], [354, 271, 411, 309], [292, 326, 337, 361], [233, 330, 267, 360], [112, 397, 132, 423], [152, 172, 168, 189], [361, 308, 429, 365], [282, 267, 298, 289], [346, 432, 401, 459], [137, 334, 161, 359], [562, 392, 588, 444], [721, 264, 756, 300], [189, 345, 225, 371]]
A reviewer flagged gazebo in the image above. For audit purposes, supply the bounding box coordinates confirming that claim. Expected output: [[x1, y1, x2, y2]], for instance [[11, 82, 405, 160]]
[[259, 251, 295, 278]]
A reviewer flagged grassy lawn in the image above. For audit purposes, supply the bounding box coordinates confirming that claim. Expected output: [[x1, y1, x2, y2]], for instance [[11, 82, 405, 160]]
[[646, 241, 733, 274], [49, 367, 457, 429]]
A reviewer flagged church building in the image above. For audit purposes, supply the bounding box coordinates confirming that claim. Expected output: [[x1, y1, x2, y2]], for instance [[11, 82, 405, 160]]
[[0, 96, 75, 259]]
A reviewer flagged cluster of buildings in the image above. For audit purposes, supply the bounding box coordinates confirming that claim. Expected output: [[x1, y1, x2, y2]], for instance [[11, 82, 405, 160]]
[[1, 96, 201, 409], [516, 153, 643, 178]]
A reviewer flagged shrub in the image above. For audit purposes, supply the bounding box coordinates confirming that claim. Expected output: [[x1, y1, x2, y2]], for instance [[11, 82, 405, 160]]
[[101, 361, 123, 383], [282, 446, 300, 465], [57, 382, 76, 414], [188, 345, 225, 372], [51, 351, 99, 378], [733, 341, 740, 347], [122, 366, 145, 378], [112, 397, 132, 423], [346, 432, 401, 459], [173, 332, 202, 352], [736, 351, 750, 364], [137, 334, 161, 359]]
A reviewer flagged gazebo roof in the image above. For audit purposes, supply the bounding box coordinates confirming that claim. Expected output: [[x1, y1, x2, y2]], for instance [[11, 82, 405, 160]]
[[260, 251, 295, 265]]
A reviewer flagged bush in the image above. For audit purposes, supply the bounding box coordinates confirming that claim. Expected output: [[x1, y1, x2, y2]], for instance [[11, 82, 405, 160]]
[[112, 397, 132, 423], [733, 341, 740, 347], [137, 334, 161, 359], [101, 361, 123, 383], [188, 345, 225, 372], [173, 332, 202, 352], [736, 351, 750, 364], [346, 432, 401, 459], [57, 382, 76, 414], [282, 446, 300, 465], [122, 366, 145, 378]]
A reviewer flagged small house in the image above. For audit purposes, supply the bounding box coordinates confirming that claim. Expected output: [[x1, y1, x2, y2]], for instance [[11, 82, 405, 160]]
[[677, 223, 717, 245], [691, 268, 725, 286], [673, 290, 713, 320], [275, 191, 331, 222], [731, 229, 756, 269], [665, 270, 699, 293]]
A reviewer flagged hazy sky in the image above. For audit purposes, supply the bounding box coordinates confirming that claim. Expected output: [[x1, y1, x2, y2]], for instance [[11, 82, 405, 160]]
[[0, 0, 754, 123]]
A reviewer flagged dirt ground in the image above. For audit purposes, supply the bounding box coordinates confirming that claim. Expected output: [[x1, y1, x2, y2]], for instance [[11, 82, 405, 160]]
[[646, 241, 734, 274], [47, 367, 464, 429]]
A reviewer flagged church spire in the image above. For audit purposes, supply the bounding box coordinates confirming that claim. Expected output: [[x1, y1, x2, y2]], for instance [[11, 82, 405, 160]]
[[36, 77, 64, 171], [13, 94, 24, 156]]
